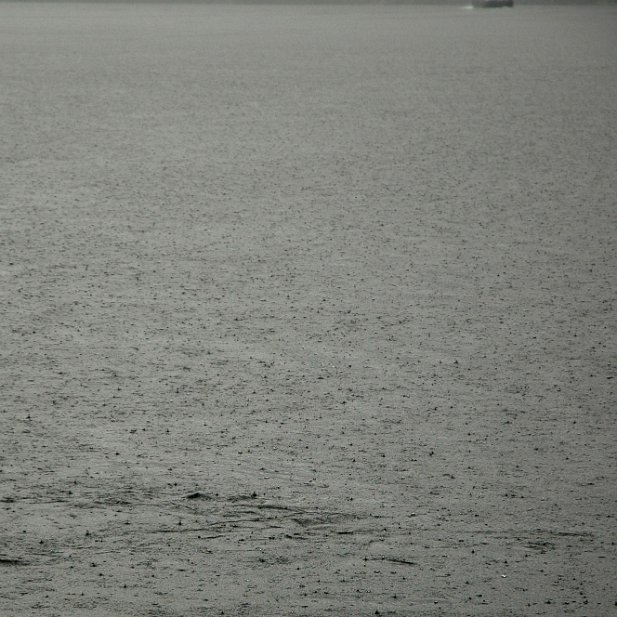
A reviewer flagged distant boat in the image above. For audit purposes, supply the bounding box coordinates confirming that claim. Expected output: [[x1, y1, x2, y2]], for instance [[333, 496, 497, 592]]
[[472, 0, 514, 7]]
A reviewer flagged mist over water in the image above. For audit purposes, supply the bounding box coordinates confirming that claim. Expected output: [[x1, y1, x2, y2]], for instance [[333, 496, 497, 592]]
[[2, 0, 614, 215], [3, 0, 616, 4]]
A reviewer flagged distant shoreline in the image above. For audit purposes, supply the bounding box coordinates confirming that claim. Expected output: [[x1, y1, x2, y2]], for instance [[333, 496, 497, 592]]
[[2, 0, 616, 5]]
